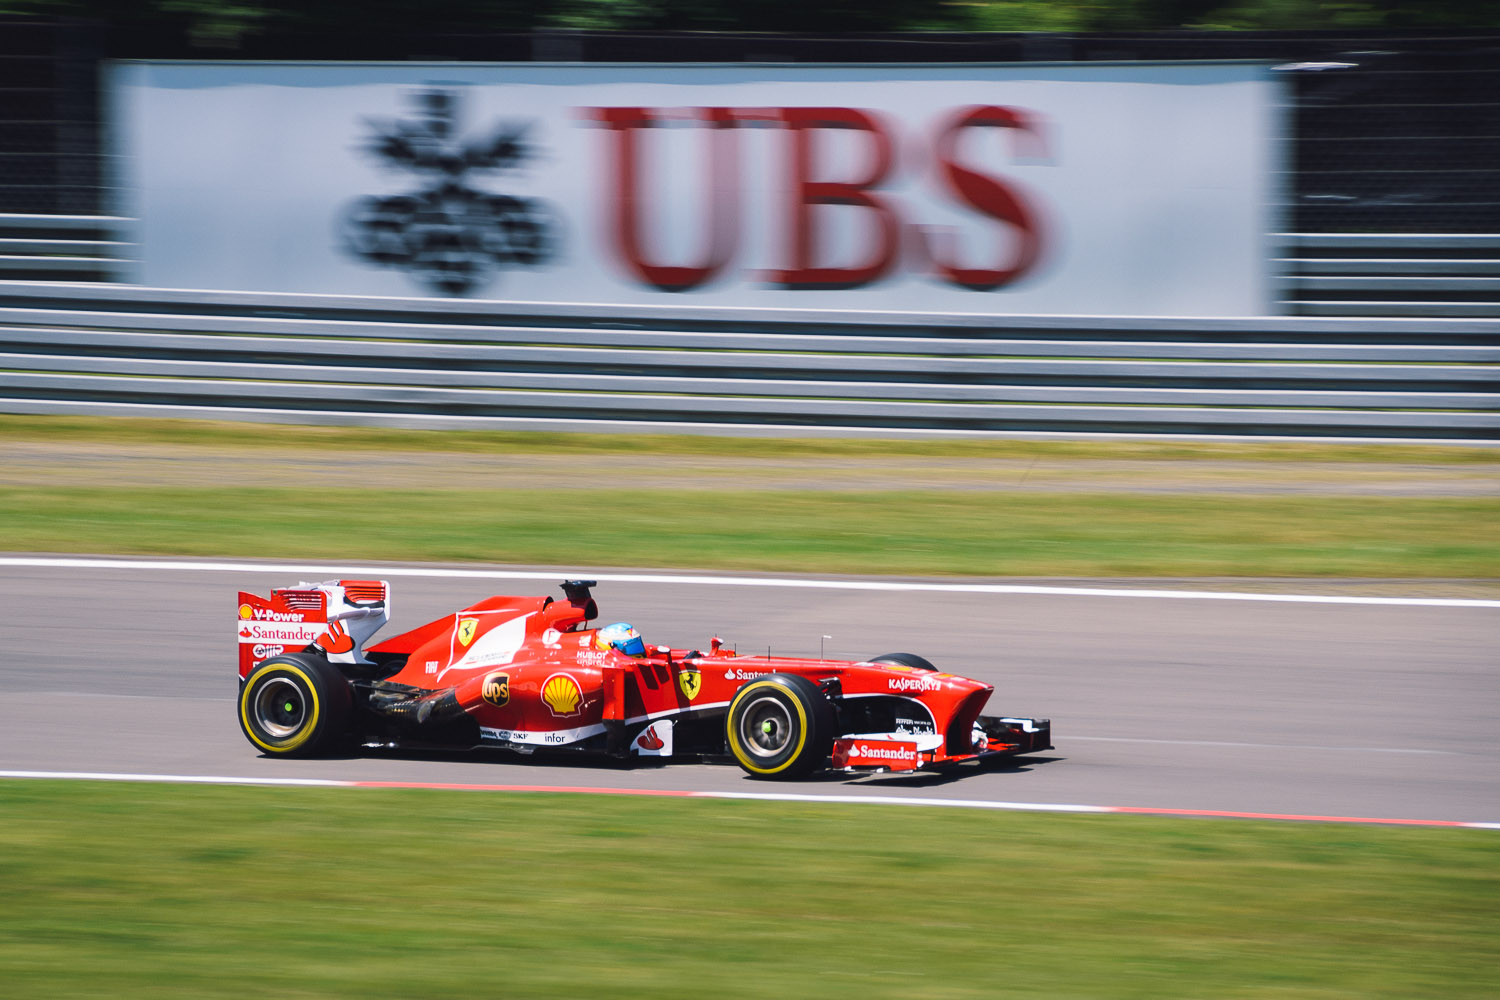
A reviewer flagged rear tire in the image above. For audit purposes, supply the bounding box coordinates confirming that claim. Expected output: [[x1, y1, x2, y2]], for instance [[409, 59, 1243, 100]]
[[725, 674, 834, 779], [871, 653, 939, 672], [238, 654, 352, 757]]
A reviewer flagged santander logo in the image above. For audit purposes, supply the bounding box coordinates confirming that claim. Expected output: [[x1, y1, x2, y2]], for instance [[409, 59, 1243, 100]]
[[238, 622, 322, 643], [855, 743, 917, 762]]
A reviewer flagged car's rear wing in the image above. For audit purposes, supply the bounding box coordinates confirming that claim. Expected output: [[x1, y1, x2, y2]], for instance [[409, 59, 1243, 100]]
[[237, 580, 390, 678]]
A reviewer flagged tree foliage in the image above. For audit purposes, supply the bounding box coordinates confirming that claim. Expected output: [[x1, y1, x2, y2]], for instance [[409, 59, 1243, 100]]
[[2, 0, 1497, 42]]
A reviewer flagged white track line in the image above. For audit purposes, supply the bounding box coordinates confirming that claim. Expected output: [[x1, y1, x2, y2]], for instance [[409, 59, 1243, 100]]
[[2, 557, 1495, 608], [0, 769, 348, 787], [1, 770, 1493, 828]]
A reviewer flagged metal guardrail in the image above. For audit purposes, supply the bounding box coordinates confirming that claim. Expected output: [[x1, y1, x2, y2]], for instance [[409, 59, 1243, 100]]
[[1283, 234, 1500, 318], [0, 281, 1496, 441], [0, 214, 131, 282], [8, 217, 1499, 320]]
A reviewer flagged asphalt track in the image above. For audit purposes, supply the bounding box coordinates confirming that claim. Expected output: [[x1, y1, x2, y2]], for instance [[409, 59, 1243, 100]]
[[2, 556, 1497, 826]]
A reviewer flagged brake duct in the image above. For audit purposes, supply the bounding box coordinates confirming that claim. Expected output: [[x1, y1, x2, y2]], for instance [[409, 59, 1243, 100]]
[[363, 684, 466, 726]]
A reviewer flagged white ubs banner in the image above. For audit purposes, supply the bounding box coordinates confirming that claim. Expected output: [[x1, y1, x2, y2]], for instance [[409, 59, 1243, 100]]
[[110, 60, 1280, 316]]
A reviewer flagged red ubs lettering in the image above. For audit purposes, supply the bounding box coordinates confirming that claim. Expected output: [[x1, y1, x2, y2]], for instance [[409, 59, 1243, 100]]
[[582, 104, 1048, 293]]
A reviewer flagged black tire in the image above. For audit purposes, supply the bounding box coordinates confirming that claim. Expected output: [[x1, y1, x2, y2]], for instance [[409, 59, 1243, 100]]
[[871, 653, 939, 672], [725, 673, 835, 779], [238, 653, 353, 757]]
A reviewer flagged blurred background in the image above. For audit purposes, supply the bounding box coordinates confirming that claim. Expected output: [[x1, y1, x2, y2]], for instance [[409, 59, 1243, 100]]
[[3, 0, 1499, 234], [1, 11, 1495, 998], [2, 2, 1498, 439]]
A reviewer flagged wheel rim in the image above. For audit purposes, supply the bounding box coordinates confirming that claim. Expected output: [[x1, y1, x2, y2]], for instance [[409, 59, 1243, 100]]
[[252, 677, 307, 739], [739, 695, 795, 759]]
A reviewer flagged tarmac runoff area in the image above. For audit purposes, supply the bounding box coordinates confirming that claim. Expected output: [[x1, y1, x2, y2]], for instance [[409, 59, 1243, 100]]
[[1, 556, 1496, 829], [4, 440, 1500, 497]]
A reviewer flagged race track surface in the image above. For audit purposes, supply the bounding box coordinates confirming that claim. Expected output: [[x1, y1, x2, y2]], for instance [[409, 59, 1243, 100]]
[[2, 557, 1496, 824]]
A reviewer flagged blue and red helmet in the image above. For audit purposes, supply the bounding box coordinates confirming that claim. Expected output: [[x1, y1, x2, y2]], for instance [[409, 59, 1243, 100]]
[[595, 622, 646, 657]]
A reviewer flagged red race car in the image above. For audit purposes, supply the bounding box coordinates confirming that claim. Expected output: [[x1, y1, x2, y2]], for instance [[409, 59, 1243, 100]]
[[236, 578, 1051, 779]]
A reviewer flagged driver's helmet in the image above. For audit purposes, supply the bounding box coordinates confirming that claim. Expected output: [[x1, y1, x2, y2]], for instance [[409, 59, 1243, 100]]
[[595, 622, 646, 657]]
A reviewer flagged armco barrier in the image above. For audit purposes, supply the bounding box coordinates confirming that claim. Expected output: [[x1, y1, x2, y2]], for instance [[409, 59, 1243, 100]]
[[10, 216, 1498, 321], [0, 215, 130, 282], [1284, 234, 1500, 319], [0, 282, 1496, 441]]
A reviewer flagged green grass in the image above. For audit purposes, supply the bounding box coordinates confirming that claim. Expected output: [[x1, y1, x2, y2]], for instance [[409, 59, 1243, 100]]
[[1, 780, 1495, 1000], [4, 413, 1498, 463], [2, 485, 1496, 577], [3, 415, 1496, 577]]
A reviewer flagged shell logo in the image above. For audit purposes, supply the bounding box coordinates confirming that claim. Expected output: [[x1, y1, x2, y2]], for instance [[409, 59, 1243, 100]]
[[541, 672, 584, 717], [238, 604, 254, 620]]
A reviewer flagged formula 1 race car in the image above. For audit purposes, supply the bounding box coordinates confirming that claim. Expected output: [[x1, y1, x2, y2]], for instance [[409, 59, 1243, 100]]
[[236, 579, 1051, 779]]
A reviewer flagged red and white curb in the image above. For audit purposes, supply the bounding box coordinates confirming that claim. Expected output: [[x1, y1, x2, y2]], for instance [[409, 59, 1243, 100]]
[[2, 770, 1495, 829]]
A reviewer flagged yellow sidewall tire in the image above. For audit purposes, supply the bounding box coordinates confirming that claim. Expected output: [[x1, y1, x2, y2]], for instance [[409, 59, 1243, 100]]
[[725, 674, 832, 779], [238, 655, 351, 757], [727, 680, 809, 775]]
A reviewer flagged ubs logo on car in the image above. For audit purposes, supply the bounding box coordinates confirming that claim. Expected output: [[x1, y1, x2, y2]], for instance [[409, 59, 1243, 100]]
[[481, 671, 510, 707]]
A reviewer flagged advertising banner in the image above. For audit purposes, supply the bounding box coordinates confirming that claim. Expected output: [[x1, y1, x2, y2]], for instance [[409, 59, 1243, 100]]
[[111, 61, 1279, 316]]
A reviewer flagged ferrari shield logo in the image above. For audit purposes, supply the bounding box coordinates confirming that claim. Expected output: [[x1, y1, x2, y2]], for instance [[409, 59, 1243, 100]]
[[457, 617, 478, 647], [677, 667, 702, 702]]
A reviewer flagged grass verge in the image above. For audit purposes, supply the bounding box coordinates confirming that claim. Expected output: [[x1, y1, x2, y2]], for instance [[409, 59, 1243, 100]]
[[3, 413, 1498, 463], [1, 485, 1497, 577], [1, 781, 1495, 1000]]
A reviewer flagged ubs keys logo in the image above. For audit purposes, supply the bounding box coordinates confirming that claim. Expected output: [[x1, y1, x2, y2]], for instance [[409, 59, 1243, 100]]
[[481, 671, 510, 707], [342, 88, 557, 296]]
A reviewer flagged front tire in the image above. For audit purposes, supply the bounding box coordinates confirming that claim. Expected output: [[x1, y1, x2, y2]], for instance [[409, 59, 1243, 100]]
[[238, 654, 352, 757], [871, 652, 939, 672], [725, 674, 834, 779]]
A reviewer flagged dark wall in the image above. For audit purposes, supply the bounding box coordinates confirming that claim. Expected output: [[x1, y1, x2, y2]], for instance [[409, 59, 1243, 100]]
[[2, 19, 1497, 231], [0, 20, 103, 214]]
